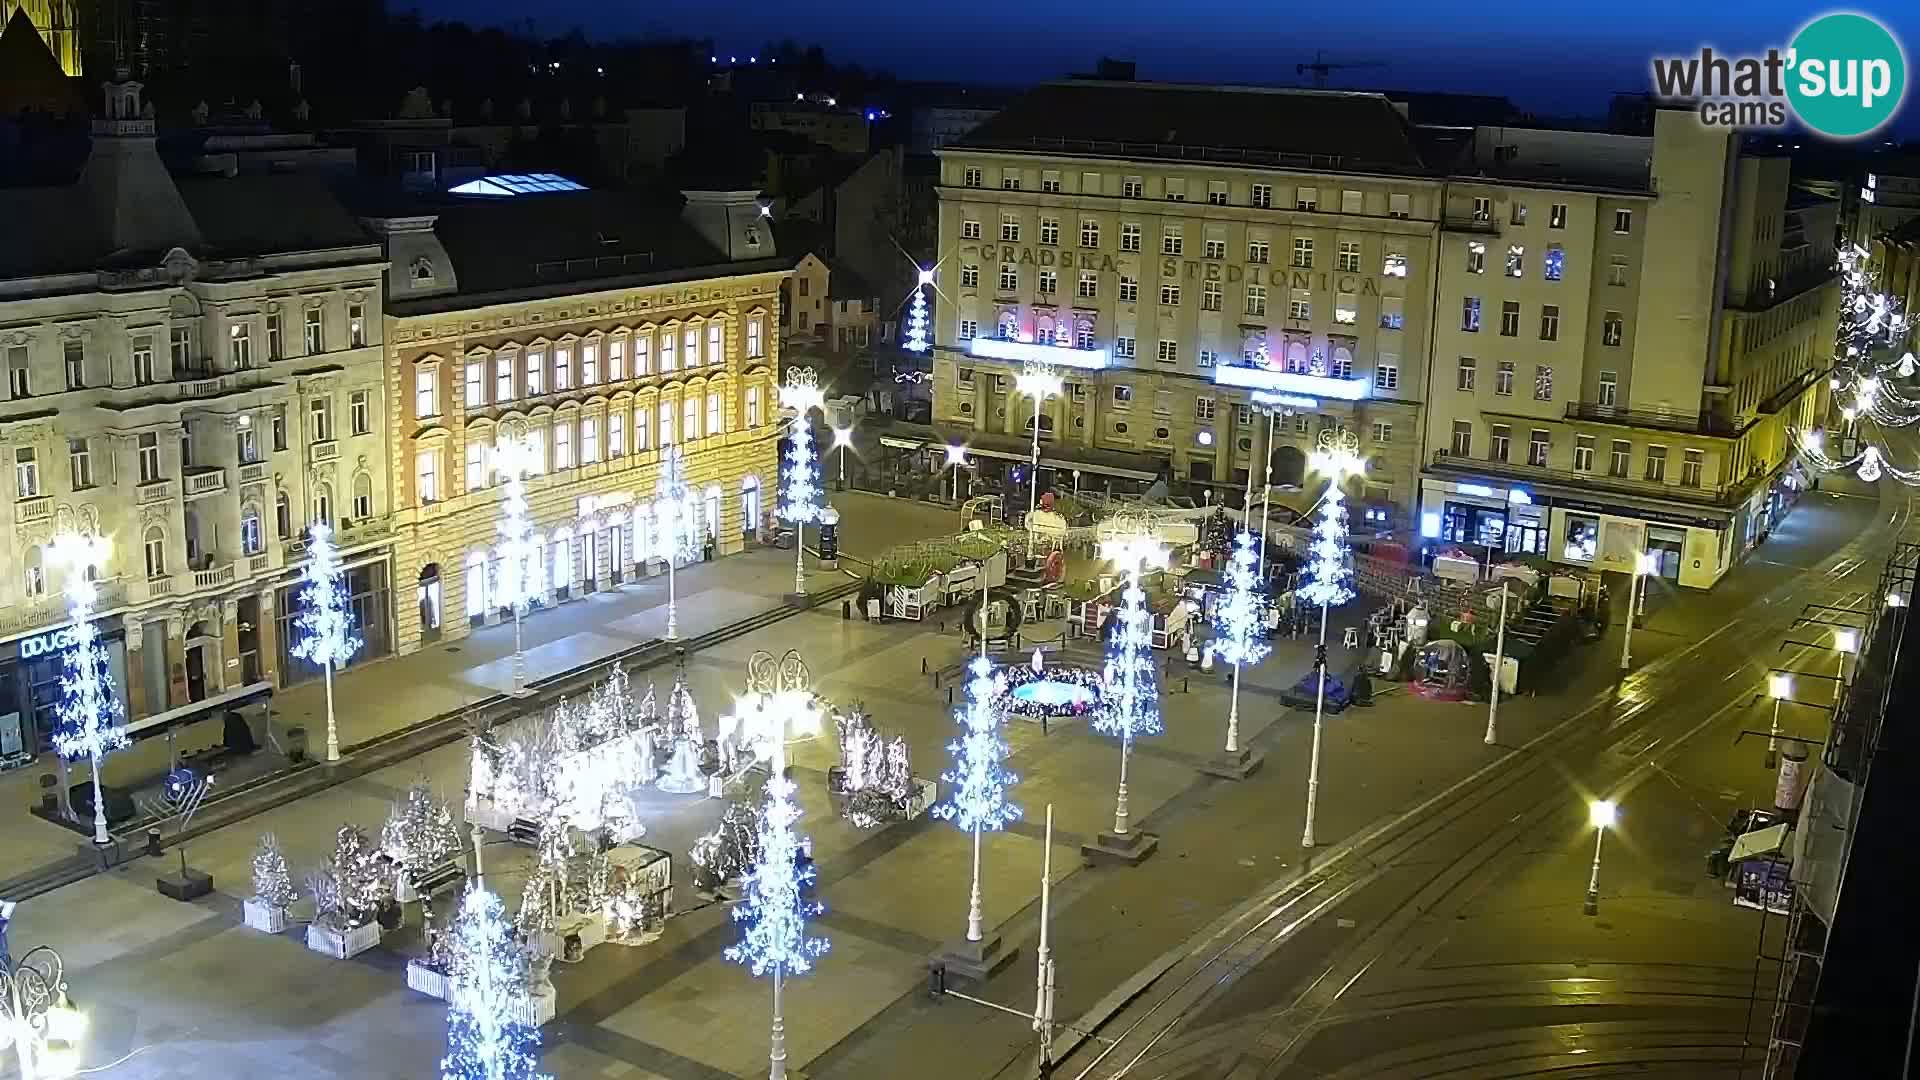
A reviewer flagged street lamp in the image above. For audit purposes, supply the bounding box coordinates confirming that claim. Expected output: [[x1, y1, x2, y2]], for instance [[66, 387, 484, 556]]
[[1245, 396, 1294, 578], [1619, 551, 1658, 671], [945, 443, 969, 503], [491, 430, 543, 695], [0, 945, 85, 1079], [1834, 628, 1859, 706], [780, 368, 827, 598], [1300, 429, 1364, 849], [1484, 581, 1512, 746], [1014, 361, 1064, 557], [48, 533, 125, 846], [1583, 799, 1616, 916], [1766, 673, 1793, 769], [1095, 523, 1170, 843], [831, 425, 855, 488]]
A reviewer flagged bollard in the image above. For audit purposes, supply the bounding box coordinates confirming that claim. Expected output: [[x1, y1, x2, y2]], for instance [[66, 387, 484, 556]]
[[947, 686, 954, 706], [1183, 677, 1189, 694], [921, 657, 929, 675], [842, 599, 851, 620], [145, 825, 163, 857]]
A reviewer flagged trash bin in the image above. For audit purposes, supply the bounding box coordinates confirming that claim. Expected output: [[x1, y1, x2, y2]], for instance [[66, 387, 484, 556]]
[[286, 726, 308, 763]]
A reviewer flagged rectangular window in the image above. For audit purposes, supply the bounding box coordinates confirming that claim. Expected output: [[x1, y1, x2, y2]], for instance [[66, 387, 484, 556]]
[[1330, 352, 1353, 379], [1197, 349, 1217, 369], [1574, 436, 1595, 471], [582, 341, 600, 384], [635, 406, 652, 450], [746, 319, 764, 358], [310, 397, 333, 442], [1473, 196, 1492, 222], [1123, 176, 1143, 198], [1544, 246, 1565, 282], [554, 421, 574, 468], [1041, 170, 1061, 193], [1119, 276, 1138, 303], [266, 314, 283, 360], [1466, 241, 1486, 274], [1115, 337, 1135, 359], [1159, 283, 1180, 306], [1549, 203, 1567, 229], [1645, 444, 1667, 482], [132, 336, 156, 384], [707, 322, 725, 366], [1540, 305, 1560, 341], [964, 166, 982, 188], [1599, 369, 1618, 405], [582, 417, 600, 463], [1372, 421, 1393, 444], [707, 392, 723, 436], [1461, 297, 1481, 332], [1251, 183, 1272, 208], [1457, 357, 1477, 391], [683, 328, 699, 369], [465, 360, 485, 407], [962, 220, 981, 240], [660, 332, 677, 372], [1505, 244, 1524, 277], [350, 390, 371, 435], [1001, 214, 1020, 242], [1682, 449, 1704, 487], [1613, 208, 1633, 234], [1002, 172, 1021, 191], [1037, 269, 1057, 295], [1489, 424, 1511, 462], [1496, 361, 1515, 396], [1511, 201, 1529, 225], [68, 437, 93, 489], [1608, 257, 1630, 287], [959, 319, 978, 340], [1602, 311, 1623, 346], [1000, 264, 1019, 292], [1291, 237, 1313, 268], [1248, 240, 1271, 264], [1078, 271, 1098, 299], [1341, 189, 1363, 214], [1534, 365, 1554, 401], [349, 303, 367, 347], [1112, 385, 1133, 406], [1156, 339, 1178, 364], [1499, 301, 1520, 336], [1288, 289, 1310, 321], [526, 350, 547, 395], [1195, 397, 1216, 421], [466, 442, 486, 491], [1121, 223, 1141, 252], [415, 367, 438, 418], [1388, 192, 1411, 218], [303, 308, 323, 353], [138, 433, 161, 483], [609, 411, 626, 456], [1380, 297, 1406, 330], [10, 447, 38, 500], [1450, 420, 1473, 456], [1609, 440, 1630, 477], [1207, 180, 1228, 205], [225, 325, 250, 370], [1077, 324, 1095, 350], [960, 265, 979, 289], [414, 447, 442, 503], [1295, 186, 1318, 211], [1080, 220, 1099, 248], [1337, 241, 1361, 272], [496, 355, 515, 400], [1529, 429, 1550, 466], [683, 396, 700, 441], [1375, 360, 1399, 391], [1162, 225, 1183, 256], [1383, 249, 1408, 278], [170, 326, 192, 370], [1203, 280, 1222, 310], [1334, 292, 1357, 324], [1039, 217, 1059, 245], [271, 407, 286, 451], [1205, 238, 1226, 260]]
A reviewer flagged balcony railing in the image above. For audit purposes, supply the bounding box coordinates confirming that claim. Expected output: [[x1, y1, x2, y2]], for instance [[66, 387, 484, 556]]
[[239, 462, 268, 485], [311, 440, 339, 463], [148, 575, 175, 597], [248, 553, 272, 575], [183, 467, 228, 498], [282, 515, 396, 562], [192, 563, 236, 590], [1429, 450, 1739, 507], [1564, 401, 1743, 438], [1442, 213, 1501, 234], [14, 495, 51, 525], [137, 480, 175, 504]]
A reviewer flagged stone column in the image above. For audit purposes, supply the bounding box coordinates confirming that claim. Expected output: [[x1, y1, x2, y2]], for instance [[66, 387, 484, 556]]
[[258, 587, 281, 685], [124, 618, 150, 720], [218, 598, 241, 695]]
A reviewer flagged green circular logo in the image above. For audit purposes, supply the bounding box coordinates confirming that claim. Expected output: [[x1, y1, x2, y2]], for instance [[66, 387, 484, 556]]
[[1787, 13, 1907, 138]]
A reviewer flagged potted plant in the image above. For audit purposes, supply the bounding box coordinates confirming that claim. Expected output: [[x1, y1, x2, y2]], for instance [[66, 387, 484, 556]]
[[305, 825, 390, 959], [405, 895, 454, 999], [380, 783, 462, 903], [243, 833, 296, 933]]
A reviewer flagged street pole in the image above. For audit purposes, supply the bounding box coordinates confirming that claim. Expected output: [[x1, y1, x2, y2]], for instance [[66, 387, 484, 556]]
[[840, 443, 847, 487], [1114, 729, 1132, 836], [1256, 409, 1278, 577], [1618, 564, 1642, 671], [966, 826, 984, 942], [1767, 695, 1782, 769], [1302, 602, 1329, 848], [1584, 825, 1606, 915], [323, 660, 339, 763], [666, 553, 679, 640], [88, 751, 107, 847], [1225, 661, 1243, 754], [1035, 803, 1056, 1076], [794, 519, 806, 597], [770, 965, 787, 1080], [511, 600, 526, 694], [1485, 583, 1509, 746], [1028, 395, 1042, 557], [470, 823, 486, 886]]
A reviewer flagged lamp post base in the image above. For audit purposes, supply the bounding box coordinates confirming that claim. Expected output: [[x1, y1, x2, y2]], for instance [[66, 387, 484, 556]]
[[1198, 746, 1265, 781], [1583, 890, 1600, 916], [1080, 829, 1159, 866], [930, 932, 1018, 985]]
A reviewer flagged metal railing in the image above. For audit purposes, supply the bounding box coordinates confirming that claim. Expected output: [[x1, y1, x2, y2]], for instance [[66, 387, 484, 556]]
[[1428, 450, 1738, 506], [1564, 401, 1742, 437]]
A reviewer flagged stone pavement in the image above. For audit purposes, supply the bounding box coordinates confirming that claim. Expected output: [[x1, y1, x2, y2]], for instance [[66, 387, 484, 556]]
[[0, 490, 1873, 1080]]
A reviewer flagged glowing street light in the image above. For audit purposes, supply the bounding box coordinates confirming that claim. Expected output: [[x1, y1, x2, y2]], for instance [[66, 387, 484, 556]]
[[1014, 361, 1064, 556], [1300, 429, 1364, 849], [1584, 799, 1617, 915], [1619, 551, 1658, 672], [831, 425, 855, 487], [1766, 673, 1793, 768], [0, 944, 85, 1080], [49, 533, 126, 845], [1834, 627, 1859, 699], [944, 443, 969, 502]]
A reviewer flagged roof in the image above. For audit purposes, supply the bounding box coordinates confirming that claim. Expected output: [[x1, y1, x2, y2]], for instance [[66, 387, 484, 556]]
[[0, 9, 81, 116], [174, 173, 372, 257], [954, 81, 1433, 176]]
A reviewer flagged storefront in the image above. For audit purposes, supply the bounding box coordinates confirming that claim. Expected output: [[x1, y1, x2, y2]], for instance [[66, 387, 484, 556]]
[[276, 558, 394, 688], [0, 617, 132, 759], [1424, 480, 1548, 556]]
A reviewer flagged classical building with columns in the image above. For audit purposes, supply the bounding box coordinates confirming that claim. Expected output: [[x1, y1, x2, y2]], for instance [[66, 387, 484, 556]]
[[0, 71, 392, 754], [361, 182, 790, 656]]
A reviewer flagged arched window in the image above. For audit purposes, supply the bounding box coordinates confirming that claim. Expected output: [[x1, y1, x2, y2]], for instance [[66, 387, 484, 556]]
[[464, 550, 487, 617], [352, 472, 374, 519], [144, 526, 167, 579], [241, 503, 263, 556], [275, 490, 292, 537], [312, 482, 333, 527], [1331, 345, 1354, 380], [23, 545, 46, 598], [1285, 341, 1309, 374], [997, 312, 1019, 340]]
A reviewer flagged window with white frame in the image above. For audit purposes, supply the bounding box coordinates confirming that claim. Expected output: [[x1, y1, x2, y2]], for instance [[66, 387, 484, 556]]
[[1609, 439, 1630, 477], [1380, 296, 1404, 329], [1039, 269, 1057, 294], [310, 396, 333, 441], [1112, 385, 1133, 407], [1040, 217, 1058, 245], [350, 390, 370, 435], [1160, 283, 1180, 306], [1489, 424, 1511, 461], [1157, 339, 1178, 363], [1115, 337, 1135, 359], [964, 166, 982, 187], [416, 446, 440, 501], [1080, 220, 1099, 247], [1495, 360, 1515, 396], [1295, 186, 1318, 210], [683, 327, 699, 369], [69, 436, 93, 489], [1163, 178, 1186, 202], [659, 403, 675, 447], [169, 326, 192, 371], [1573, 435, 1594, 471], [660, 331, 677, 372], [635, 406, 652, 450], [1644, 443, 1667, 481], [1203, 280, 1222, 310], [465, 360, 486, 407], [1119, 276, 1138, 303], [1123, 176, 1143, 198], [962, 219, 981, 240], [999, 264, 1018, 292], [1078, 271, 1098, 299], [556, 345, 575, 390], [610, 412, 626, 456], [1451, 420, 1473, 456], [1549, 203, 1568, 228], [707, 322, 722, 365], [1001, 214, 1020, 242], [266, 315, 282, 360], [1288, 289, 1310, 321], [415, 364, 439, 417], [1002, 171, 1021, 191], [682, 396, 700, 440], [241, 503, 263, 556], [1246, 284, 1267, 316], [1529, 429, 1550, 466], [349, 303, 367, 347], [526, 349, 547, 394], [145, 526, 167, 578], [1388, 192, 1411, 218], [1466, 241, 1486, 274], [1457, 356, 1477, 391], [1540, 305, 1560, 341], [1291, 237, 1313, 268], [1121, 223, 1141, 252], [582, 416, 600, 463], [608, 337, 626, 379], [1251, 183, 1272, 208], [1207, 180, 1228, 205], [1613, 208, 1633, 234], [132, 336, 156, 384], [227, 324, 251, 369], [14, 447, 38, 499], [1042, 170, 1061, 193], [1197, 349, 1218, 368], [959, 264, 979, 289], [1602, 311, 1623, 346], [1334, 292, 1357, 324], [1473, 196, 1492, 222], [352, 473, 372, 518], [465, 441, 486, 490], [1205, 237, 1226, 260], [1372, 421, 1393, 443], [1337, 241, 1361, 272], [1375, 357, 1399, 391], [747, 318, 764, 358], [303, 308, 323, 353], [1682, 449, 1704, 487], [496, 353, 515, 400], [581, 341, 599, 384], [554, 421, 574, 468], [1599, 369, 1618, 405], [959, 319, 978, 340], [707, 391, 723, 436], [1248, 239, 1270, 264], [137, 432, 161, 482], [1162, 225, 1182, 256]]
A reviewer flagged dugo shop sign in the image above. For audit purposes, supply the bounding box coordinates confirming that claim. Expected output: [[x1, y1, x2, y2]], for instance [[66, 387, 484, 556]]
[[19, 624, 84, 660]]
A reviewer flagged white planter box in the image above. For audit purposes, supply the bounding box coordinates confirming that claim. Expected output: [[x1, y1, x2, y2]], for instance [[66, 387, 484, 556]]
[[306, 920, 381, 960], [905, 777, 938, 819], [242, 897, 288, 934], [512, 985, 557, 1028], [544, 913, 610, 962], [407, 959, 450, 1000]]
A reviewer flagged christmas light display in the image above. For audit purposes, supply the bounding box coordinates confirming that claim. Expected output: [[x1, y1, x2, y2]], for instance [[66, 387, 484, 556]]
[[1300, 429, 1366, 849], [291, 522, 363, 762], [319, 825, 390, 930], [441, 887, 550, 1080], [780, 368, 826, 597], [382, 784, 464, 889], [903, 268, 932, 354], [654, 445, 703, 640], [690, 800, 763, 891], [933, 656, 1021, 942], [49, 532, 127, 845], [251, 833, 297, 910], [1096, 525, 1170, 838], [1209, 532, 1272, 756], [1798, 427, 1920, 487], [832, 706, 915, 829], [998, 656, 1103, 719], [656, 659, 707, 795], [1015, 361, 1064, 556], [494, 432, 542, 694]]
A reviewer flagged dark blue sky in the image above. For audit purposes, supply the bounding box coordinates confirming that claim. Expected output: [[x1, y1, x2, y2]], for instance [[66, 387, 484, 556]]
[[418, 1, 1920, 132]]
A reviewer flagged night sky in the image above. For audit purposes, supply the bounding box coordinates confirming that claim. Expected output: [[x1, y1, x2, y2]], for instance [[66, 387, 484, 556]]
[[416, 0, 1920, 134]]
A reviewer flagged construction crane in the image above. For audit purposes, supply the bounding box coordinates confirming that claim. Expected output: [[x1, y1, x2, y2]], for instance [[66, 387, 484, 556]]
[[1297, 50, 1386, 89]]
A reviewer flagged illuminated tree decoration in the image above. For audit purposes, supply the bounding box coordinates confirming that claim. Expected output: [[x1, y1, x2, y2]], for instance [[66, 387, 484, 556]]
[[1210, 533, 1271, 670], [903, 270, 932, 354], [654, 444, 704, 640], [494, 434, 541, 612], [382, 783, 463, 884], [251, 832, 297, 910], [291, 522, 362, 761], [50, 533, 127, 844], [781, 410, 822, 528], [441, 887, 550, 1080], [723, 773, 829, 978], [1096, 557, 1166, 743], [1299, 431, 1363, 609], [932, 657, 1021, 835]]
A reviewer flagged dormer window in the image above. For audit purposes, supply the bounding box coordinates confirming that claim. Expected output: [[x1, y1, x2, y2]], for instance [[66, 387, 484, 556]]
[[744, 226, 761, 248], [410, 257, 435, 286]]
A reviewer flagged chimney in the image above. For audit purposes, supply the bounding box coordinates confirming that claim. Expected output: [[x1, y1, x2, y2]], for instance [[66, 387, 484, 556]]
[[681, 189, 774, 261]]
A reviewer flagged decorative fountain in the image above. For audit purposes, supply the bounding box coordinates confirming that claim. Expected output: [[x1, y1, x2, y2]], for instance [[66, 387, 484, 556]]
[[997, 649, 1104, 722]]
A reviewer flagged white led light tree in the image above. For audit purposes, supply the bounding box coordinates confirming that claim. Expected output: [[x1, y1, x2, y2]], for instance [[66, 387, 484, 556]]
[[779, 368, 826, 597], [493, 432, 542, 695], [903, 268, 932, 354], [932, 655, 1020, 946], [50, 533, 127, 846], [1208, 531, 1271, 766], [654, 444, 703, 641], [1299, 428, 1363, 849], [1093, 523, 1169, 857], [724, 650, 829, 1080], [291, 522, 362, 762], [1015, 361, 1064, 557], [441, 887, 550, 1080]]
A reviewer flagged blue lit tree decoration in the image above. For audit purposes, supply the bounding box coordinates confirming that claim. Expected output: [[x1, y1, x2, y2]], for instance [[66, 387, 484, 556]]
[[1209, 531, 1271, 759], [50, 532, 127, 845], [441, 886, 550, 1080], [1095, 522, 1169, 840], [291, 521, 362, 762], [724, 650, 829, 1080], [902, 268, 932, 354], [779, 368, 825, 597], [932, 653, 1020, 944], [1300, 428, 1364, 849], [653, 444, 703, 641]]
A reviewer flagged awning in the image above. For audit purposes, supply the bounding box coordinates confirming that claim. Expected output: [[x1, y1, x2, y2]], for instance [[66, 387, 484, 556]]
[[123, 680, 274, 741], [1038, 456, 1159, 483], [878, 436, 927, 450], [1730, 823, 1791, 862]]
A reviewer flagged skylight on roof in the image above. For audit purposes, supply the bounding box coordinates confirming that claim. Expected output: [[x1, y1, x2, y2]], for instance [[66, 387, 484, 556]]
[[448, 173, 587, 196]]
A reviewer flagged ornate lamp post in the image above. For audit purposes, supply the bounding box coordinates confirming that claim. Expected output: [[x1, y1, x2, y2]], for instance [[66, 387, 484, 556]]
[[49, 533, 126, 846], [1087, 518, 1168, 864], [491, 427, 542, 696], [779, 368, 826, 598], [944, 443, 968, 503], [654, 444, 702, 641], [1247, 392, 1297, 578], [831, 425, 855, 488], [0, 945, 86, 1080], [1014, 361, 1063, 556], [1299, 428, 1364, 850]]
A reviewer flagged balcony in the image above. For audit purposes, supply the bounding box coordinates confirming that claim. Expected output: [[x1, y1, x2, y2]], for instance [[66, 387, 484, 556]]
[[183, 467, 228, 499], [148, 575, 175, 597], [1442, 213, 1501, 235], [1429, 450, 1742, 507], [311, 440, 339, 463], [239, 461, 268, 485], [282, 514, 396, 562], [14, 495, 51, 525], [192, 563, 236, 590], [136, 479, 175, 504], [1564, 402, 1743, 438], [248, 553, 273, 575]]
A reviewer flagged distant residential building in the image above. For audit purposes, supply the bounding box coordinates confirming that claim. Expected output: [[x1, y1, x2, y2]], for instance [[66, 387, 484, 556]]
[[910, 104, 1000, 156], [1856, 166, 1920, 247], [749, 100, 870, 155], [783, 252, 831, 341]]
